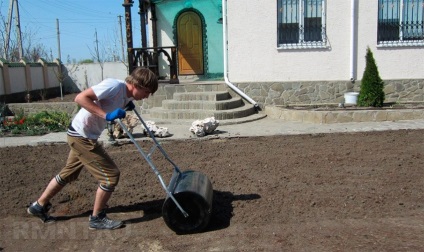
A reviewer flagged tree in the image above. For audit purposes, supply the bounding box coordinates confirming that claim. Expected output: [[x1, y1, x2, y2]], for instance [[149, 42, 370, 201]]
[[51, 58, 80, 100], [358, 47, 385, 107], [0, 13, 49, 62], [88, 29, 105, 80], [79, 59, 94, 64]]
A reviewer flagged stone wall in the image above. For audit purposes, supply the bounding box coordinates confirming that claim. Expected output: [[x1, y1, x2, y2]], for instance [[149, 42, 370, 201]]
[[265, 106, 424, 124], [230, 79, 424, 109], [7, 102, 79, 117], [141, 79, 424, 111], [6, 79, 423, 118], [383, 80, 424, 102]]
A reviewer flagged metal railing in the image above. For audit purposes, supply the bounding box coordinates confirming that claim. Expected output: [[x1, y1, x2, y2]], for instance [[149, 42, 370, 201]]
[[128, 46, 179, 84], [378, 0, 424, 45], [277, 0, 327, 48]]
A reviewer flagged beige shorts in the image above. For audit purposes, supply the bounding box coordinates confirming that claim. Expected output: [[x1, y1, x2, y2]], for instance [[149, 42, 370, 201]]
[[56, 135, 120, 192]]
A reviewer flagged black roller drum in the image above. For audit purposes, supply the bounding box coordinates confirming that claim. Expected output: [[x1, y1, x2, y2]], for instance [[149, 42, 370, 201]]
[[162, 170, 213, 234]]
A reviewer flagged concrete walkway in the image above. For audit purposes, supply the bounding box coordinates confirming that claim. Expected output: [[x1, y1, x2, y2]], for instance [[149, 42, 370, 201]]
[[2, 116, 424, 148]]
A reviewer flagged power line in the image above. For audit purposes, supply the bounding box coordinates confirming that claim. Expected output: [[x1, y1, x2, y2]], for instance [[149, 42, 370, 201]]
[[34, 0, 117, 18], [118, 15, 125, 62], [2, 0, 132, 60], [4, 0, 23, 59]]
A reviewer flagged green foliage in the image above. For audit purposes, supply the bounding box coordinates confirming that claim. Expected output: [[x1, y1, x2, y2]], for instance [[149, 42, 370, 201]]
[[1, 110, 71, 136], [358, 47, 385, 107], [79, 59, 94, 64]]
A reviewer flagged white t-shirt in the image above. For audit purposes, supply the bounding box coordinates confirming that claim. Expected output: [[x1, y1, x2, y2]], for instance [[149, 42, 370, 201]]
[[71, 78, 134, 139]]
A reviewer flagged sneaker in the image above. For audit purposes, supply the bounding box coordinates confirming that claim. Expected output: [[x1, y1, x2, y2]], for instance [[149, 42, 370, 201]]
[[27, 201, 56, 223], [89, 210, 123, 230]]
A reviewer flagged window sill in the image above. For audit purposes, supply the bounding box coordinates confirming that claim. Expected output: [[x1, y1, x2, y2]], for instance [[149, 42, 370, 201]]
[[377, 41, 424, 48], [277, 43, 329, 50]]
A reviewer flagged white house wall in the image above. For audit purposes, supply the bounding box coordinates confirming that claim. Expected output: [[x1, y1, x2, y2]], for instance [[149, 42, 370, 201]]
[[226, 1, 424, 82], [149, 0, 224, 78], [148, 1, 183, 78], [356, 1, 424, 80]]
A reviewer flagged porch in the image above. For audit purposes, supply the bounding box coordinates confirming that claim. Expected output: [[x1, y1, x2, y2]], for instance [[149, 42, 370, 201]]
[[122, 0, 261, 123], [138, 81, 266, 124]]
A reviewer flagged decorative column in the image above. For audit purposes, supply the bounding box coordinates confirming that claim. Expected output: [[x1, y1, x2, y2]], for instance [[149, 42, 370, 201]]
[[19, 58, 32, 94], [123, 0, 134, 74], [0, 58, 11, 96], [139, 0, 148, 48], [37, 58, 49, 90]]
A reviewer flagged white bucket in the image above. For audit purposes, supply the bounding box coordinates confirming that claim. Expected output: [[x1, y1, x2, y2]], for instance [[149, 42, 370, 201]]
[[344, 92, 359, 105]]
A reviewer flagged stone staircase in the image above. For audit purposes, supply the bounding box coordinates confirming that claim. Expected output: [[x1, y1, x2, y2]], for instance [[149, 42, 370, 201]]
[[144, 82, 266, 124]]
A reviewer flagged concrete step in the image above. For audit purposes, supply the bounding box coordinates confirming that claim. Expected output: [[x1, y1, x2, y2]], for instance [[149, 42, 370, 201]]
[[173, 91, 231, 101], [141, 111, 267, 126], [148, 103, 257, 120], [144, 82, 259, 123], [162, 97, 243, 110]]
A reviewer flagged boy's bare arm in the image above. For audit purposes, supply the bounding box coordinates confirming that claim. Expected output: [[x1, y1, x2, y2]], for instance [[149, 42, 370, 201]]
[[74, 88, 107, 119]]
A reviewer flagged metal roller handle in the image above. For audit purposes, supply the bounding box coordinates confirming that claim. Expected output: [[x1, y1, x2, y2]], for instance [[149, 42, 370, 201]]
[[133, 109, 183, 174], [116, 116, 188, 218]]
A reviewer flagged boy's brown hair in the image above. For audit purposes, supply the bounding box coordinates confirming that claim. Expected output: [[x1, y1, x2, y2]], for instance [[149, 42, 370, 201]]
[[125, 67, 158, 93]]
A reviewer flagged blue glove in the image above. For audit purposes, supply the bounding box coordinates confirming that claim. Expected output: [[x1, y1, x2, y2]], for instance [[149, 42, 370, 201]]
[[105, 108, 126, 121], [125, 101, 135, 111]]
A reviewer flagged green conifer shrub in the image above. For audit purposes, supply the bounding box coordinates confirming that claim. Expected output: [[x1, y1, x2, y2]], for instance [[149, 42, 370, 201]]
[[358, 47, 385, 107]]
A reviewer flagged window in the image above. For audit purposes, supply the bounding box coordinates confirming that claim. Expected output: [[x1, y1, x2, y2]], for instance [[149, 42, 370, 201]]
[[378, 0, 424, 46], [277, 0, 327, 49]]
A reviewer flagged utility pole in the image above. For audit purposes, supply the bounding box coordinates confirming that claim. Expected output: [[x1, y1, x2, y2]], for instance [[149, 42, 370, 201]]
[[118, 15, 125, 62], [4, 0, 23, 60], [94, 29, 104, 80], [14, 0, 23, 59], [56, 18, 63, 100], [56, 19, 61, 60], [94, 29, 100, 62], [4, 0, 13, 59]]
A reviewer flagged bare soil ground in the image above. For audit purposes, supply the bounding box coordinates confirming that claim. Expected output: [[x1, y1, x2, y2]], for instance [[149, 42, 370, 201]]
[[1, 129, 424, 251]]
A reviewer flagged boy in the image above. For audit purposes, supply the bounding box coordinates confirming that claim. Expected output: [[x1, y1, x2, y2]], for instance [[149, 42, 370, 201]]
[[27, 67, 158, 230]]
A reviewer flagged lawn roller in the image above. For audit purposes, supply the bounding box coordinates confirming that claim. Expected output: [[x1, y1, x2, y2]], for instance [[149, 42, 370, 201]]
[[116, 109, 213, 234]]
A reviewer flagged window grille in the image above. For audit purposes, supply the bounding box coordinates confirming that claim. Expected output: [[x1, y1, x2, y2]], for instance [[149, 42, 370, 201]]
[[378, 0, 424, 46], [277, 0, 327, 49]]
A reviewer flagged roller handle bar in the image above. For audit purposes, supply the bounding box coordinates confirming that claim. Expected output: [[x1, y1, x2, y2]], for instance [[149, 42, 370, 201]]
[[115, 114, 188, 218]]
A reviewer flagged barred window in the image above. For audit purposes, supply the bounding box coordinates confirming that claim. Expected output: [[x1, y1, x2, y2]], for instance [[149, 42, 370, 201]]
[[378, 0, 424, 46], [277, 0, 327, 49]]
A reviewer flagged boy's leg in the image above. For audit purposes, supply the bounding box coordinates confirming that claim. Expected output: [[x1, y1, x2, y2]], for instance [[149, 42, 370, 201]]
[[77, 141, 122, 230], [88, 187, 123, 230], [93, 188, 112, 216], [37, 178, 64, 206], [28, 137, 83, 223], [27, 178, 64, 223]]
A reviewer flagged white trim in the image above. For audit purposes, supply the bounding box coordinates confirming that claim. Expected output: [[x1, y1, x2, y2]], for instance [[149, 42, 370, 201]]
[[222, 0, 258, 108], [377, 41, 424, 47], [277, 43, 328, 50], [350, 0, 357, 82]]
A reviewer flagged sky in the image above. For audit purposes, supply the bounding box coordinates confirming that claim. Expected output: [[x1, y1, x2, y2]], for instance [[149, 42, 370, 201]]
[[0, 0, 142, 62]]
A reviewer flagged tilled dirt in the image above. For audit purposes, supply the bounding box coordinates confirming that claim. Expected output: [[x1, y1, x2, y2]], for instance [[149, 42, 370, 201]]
[[1, 130, 424, 251]]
